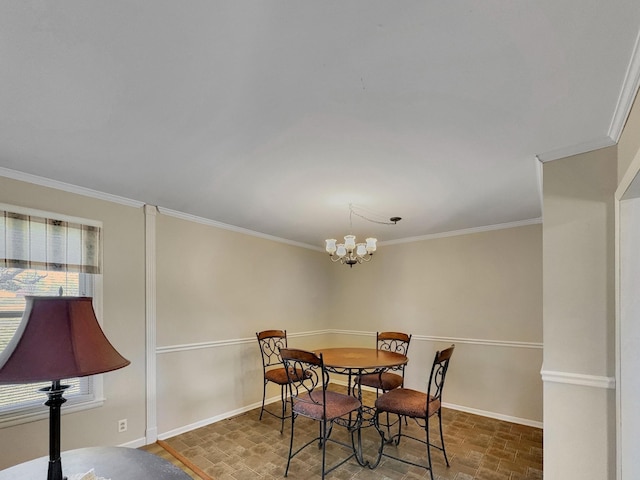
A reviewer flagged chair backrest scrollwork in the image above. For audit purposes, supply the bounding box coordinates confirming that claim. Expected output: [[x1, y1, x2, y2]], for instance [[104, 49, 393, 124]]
[[280, 348, 329, 411], [377, 331, 411, 373], [256, 330, 288, 370], [427, 344, 455, 407]]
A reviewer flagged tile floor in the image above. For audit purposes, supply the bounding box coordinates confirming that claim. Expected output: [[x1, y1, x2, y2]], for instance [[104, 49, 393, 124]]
[[155, 386, 543, 480], [140, 441, 204, 479]]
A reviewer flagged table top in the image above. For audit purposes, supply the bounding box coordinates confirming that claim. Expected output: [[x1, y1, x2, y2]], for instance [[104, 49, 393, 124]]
[[0, 446, 191, 480], [314, 347, 407, 370]]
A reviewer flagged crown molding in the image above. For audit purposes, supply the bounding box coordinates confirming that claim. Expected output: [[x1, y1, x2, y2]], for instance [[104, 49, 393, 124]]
[[609, 28, 640, 143], [157, 206, 323, 252], [535, 136, 617, 163], [0, 166, 144, 208], [1, 165, 543, 249], [379, 217, 542, 247], [536, 156, 544, 217], [536, 29, 640, 164]]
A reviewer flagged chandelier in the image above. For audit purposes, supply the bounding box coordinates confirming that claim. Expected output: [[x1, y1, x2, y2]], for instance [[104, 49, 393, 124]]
[[325, 235, 377, 267], [325, 204, 401, 267]]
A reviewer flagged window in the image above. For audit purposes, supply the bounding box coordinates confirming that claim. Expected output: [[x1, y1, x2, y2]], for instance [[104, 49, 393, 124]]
[[0, 204, 102, 425]]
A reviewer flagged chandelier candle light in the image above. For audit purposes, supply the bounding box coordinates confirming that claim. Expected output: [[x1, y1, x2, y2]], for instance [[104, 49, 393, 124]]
[[325, 235, 377, 267], [325, 204, 401, 267]]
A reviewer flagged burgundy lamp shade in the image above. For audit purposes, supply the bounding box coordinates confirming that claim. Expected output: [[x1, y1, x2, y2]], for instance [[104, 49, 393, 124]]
[[0, 296, 130, 383]]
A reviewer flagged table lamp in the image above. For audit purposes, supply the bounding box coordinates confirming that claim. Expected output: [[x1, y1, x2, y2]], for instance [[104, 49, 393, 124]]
[[0, 296, 130, 480]]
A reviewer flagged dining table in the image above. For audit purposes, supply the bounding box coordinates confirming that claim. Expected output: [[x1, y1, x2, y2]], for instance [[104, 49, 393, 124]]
[[313, 347, 408, 467]]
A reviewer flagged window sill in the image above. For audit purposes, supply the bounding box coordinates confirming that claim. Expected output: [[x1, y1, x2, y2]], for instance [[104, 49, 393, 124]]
[[0, 396, 105, 429]]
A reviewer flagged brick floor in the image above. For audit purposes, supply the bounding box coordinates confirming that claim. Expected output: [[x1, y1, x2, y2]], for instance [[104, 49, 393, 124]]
[[155, 386, 542, 480]]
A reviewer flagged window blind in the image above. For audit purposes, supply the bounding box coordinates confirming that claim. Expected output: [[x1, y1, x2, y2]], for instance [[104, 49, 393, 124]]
[[0, 209, 101, 274], [0, 205, 101, 419]]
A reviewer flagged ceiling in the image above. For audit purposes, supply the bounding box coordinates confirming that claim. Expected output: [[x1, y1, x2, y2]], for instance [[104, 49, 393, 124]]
[[1, 2, 640, 249]]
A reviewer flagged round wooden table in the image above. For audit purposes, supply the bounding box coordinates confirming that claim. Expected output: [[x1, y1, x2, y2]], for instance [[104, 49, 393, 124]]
[[314, 347, 408, 374], [0, 446, 192, 480], [313, 347, 408, 467]]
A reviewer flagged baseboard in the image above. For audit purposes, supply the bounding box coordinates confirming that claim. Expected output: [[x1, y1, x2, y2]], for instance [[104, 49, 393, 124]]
[[324, 379, 543, 429], [442, 401, 543, 429], [157, 396, 279, 440], [118, 436, 148, 448]]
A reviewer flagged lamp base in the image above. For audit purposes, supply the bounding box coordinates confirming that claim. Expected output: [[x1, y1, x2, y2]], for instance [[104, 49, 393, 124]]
[[48, 458, 67, 480], [41, 381, 70, 480]]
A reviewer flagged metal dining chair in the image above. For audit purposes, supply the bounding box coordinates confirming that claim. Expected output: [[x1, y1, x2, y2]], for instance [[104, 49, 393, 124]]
[[371, 344, 455, 480], [356, 331, 412, 394], [256, 329, 293, 433], [280, 348, 361, 479], [355, 331, 411, 436]]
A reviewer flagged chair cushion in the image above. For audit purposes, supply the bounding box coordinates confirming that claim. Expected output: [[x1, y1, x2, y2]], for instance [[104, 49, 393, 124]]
[[358, 372, 404, 391], [265, 367, 307, 385], [293, 390, 361, 420], [374, 388, 441, 419]]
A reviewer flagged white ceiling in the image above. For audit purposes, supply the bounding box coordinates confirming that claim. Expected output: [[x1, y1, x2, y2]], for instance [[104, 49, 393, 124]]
[[1, 2, 640, 249]]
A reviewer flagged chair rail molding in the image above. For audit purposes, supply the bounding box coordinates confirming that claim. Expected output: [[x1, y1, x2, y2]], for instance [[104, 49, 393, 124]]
[[540, 369, 615, 389], [156, 329, 542, 354], [156, 329, 330, 354], [331, 329, 542, 349]]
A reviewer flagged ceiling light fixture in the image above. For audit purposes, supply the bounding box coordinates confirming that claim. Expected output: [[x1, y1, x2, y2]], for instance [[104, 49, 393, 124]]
[[325, 204, 401, 268]]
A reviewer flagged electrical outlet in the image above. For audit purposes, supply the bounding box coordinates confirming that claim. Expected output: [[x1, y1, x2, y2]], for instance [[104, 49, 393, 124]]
[[118, 419, 127, 433]]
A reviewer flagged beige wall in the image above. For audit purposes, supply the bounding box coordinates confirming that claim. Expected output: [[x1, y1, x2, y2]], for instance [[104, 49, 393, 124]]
[[327, 225, 543, 423], [543, 146, 618, 480], [0, 175, 545, 468], [616, 89, 640, 480], [329, 226, 541, 339], [544, 148, 617, 376], [0, 176, 147, 469], [155, 213, 333, 433], [156, 214, 332, 345]]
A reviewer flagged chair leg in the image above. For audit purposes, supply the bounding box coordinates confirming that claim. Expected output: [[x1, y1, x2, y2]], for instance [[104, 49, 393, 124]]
[[284, 411, 296, 477], [425, 418, 434, 480], [438, 409, 450, 466], [259, 379, 267, 420], [321, 420, 327, 480], [370, 411, 387, 469], [395, 411, 403, 445], [279, 384, 286, 434]]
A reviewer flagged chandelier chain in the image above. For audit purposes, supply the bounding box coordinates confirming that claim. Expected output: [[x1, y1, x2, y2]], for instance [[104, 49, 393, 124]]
[[349, 204, 399, 226]]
